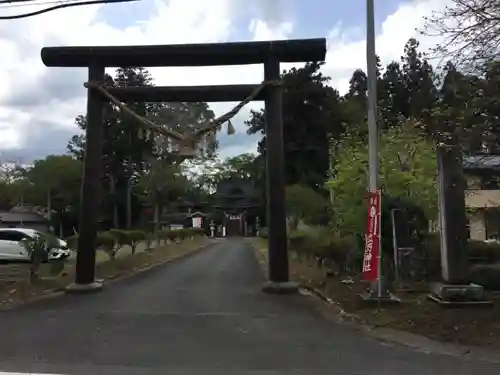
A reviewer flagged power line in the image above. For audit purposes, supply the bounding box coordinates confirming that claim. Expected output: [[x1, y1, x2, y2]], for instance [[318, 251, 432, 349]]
[[0, 0, 83, 9], [0, 0, 42, 4], [0, 0, 138, 19]]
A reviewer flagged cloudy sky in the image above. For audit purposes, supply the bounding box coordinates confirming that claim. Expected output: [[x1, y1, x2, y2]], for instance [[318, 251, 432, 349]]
[[0, 0, 449, 163]]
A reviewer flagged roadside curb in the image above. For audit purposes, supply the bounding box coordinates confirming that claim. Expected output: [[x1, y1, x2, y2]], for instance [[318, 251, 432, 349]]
[[300, 283, 500, 364], [0, 240, 217, 311], [247, 241, 500, 364], [299, 284, 333, 304]]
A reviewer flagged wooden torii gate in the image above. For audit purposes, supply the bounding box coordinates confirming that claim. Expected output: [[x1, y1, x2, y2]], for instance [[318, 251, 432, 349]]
[[40, 38, 327, 294]]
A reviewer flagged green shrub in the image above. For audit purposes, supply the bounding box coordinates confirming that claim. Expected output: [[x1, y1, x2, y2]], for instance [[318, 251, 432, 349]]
[[381, 196, 429, 260], [468, 240, 500, 264], [422, 232, 500, 265], [97, 231, 119, 260], [179, 228, 192, 239], [153, 229, 170, 244], [288, 228, 357, 273], [154, 229, 165, 244], [288, 230, 313, 261], [21, 232, 62, 282], [189, 227, 205, 237], [177, 229, 189, 240], [314, 228, 357, 272], [108, 229, 128, 247], [166, 229, 178, 242], [125, 230, 147, 254], [144, 231, 155, 251], [150, 227, 204, 247], [324, 235, 358, 273], [470, 265, 500, 290], [108, 228, 148, 255]]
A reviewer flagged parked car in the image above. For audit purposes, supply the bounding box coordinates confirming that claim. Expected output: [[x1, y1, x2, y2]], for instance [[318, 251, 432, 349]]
[[0, 228, 70, 262]]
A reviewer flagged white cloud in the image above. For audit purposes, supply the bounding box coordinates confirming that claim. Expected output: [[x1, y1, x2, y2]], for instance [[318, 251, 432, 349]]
[[325, 0, 451, 94], [0, 0, 451, 160]]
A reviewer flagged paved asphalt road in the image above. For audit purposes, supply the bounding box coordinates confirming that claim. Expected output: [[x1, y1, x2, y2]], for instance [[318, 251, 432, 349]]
[[0, 239, 499, 375]]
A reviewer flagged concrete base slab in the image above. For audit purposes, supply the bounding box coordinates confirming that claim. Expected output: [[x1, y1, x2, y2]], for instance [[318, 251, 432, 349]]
[[360, 279, 401, 305], [262, 281, 299, 295], [361, 291, 401, 305], [428, 282, 491, 305], [65, 281, 103, 294]]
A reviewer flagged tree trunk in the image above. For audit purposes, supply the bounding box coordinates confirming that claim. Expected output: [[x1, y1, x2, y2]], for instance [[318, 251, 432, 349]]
[[110, 178, 119, 228], [46, 189, 52, 222], [153, 202, 160, 232], [126, 179, 132, 229]]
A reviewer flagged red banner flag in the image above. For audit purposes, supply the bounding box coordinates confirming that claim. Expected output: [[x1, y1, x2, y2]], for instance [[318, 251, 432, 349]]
[[363, 190, 381, 281]]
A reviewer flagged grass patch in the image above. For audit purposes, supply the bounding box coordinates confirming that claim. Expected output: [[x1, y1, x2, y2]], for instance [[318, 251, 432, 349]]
[[0, 238, 210, 308]]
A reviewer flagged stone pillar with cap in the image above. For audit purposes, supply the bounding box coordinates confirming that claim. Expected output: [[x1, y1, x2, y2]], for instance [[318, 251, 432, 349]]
[[429, 143, 487, 304]]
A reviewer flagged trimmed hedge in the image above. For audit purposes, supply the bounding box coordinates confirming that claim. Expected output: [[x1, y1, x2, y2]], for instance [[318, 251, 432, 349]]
[[422, 233, 500, 265], [470, 265, 500, 290], [65, 227, 206, 260], [288, 228, 359, 273], [287, 228, 500, 280]]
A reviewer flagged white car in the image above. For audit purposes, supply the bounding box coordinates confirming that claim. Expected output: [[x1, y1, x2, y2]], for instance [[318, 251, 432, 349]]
[[0, 228, 70, 262]]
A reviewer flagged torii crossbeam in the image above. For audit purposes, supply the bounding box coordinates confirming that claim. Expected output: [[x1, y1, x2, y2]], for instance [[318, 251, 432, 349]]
[[41, 38, 327, 294]]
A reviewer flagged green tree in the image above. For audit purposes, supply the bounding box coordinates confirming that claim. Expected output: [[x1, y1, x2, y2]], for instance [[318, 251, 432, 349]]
[[223, 153, 260, 179], [186, 153, 263, 194], [338, 69, 369, 141], [136, 161, 188, 230], [24, 155, 82, 234], [67, 67, 215, 229], [327, 121, 437, 239], [0, 181, 12, 209], [285, 184, 329, 230], [378, 61, 407, 130], [431, 61, 484, 151], [400, 38, 438, 132], [247, 62, 346, 190], [150, 102, 216, 158]]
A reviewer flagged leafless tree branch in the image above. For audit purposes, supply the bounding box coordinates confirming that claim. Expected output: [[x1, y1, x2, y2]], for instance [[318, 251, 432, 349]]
[[421, 0, 500, 72]]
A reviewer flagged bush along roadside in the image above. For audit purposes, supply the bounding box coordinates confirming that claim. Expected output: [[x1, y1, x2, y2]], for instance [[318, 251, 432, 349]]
[[66, 227, 206, 260], [0, 227, 209, 308], [280, 225, 500, 289]]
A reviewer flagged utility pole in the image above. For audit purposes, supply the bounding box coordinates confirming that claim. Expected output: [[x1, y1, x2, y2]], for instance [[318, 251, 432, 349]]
[[366, 0, 384, 300], [366, 0, 378, 194]]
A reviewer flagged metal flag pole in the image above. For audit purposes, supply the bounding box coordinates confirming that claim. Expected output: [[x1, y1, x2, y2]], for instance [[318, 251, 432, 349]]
[[366, 0, 382, 299]]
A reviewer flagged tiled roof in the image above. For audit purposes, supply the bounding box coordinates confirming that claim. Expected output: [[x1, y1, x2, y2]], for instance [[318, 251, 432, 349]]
[[0, 211, 47, 222], [463, 155, 500, 170]]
